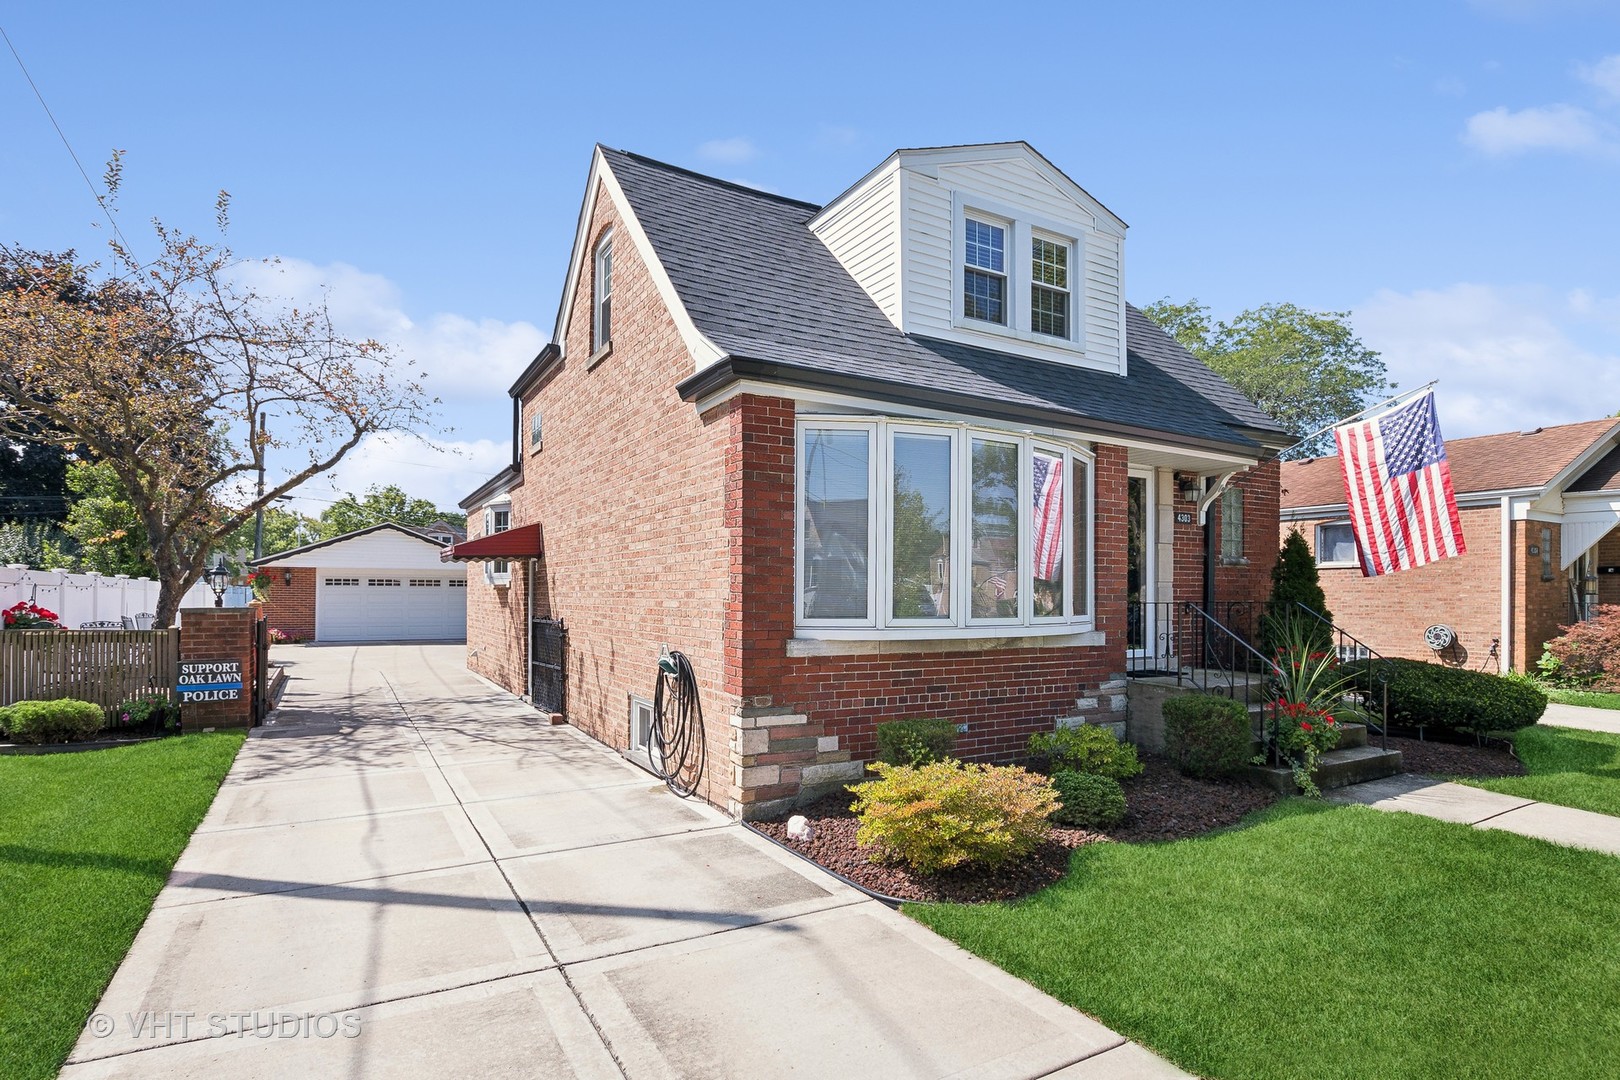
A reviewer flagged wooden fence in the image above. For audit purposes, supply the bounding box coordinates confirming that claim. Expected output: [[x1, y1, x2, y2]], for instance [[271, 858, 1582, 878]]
[[0, 629, 180, 724]]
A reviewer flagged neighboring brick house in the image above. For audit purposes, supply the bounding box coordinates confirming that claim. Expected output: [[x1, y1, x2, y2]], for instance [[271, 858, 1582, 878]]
[[448, 142, 1291, 817], [1280, 417, 1620, 672]]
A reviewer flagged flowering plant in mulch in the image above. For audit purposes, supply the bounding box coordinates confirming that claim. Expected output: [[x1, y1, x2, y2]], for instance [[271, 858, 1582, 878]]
[[1270, 701, 1342, 797], [269, 627, 311, 644], [3, 600, 61, 629], [1266, 613, 1355, 796]]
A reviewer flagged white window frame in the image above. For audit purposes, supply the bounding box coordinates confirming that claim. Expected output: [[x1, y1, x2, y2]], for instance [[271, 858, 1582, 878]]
[[951, 191, 1086, 354], [483, 501, 512, 587], [529, 407, 543, 453], [961, 214, 1010, 328], [1029, 231, 1074, 341], [1314, 520, 1359, 569], [592, 230, 613, 354], [796, 417, 1095, 639]]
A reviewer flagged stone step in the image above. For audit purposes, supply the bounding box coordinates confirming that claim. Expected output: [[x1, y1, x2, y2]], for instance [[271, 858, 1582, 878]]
[[1248, 744, 1404, 794]]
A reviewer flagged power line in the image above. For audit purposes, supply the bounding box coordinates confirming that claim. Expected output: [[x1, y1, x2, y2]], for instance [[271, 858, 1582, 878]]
[[0, 23, 136, 260]]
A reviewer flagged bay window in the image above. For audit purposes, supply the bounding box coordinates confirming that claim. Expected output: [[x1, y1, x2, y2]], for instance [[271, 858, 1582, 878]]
[[797, 419, 1094, 634]]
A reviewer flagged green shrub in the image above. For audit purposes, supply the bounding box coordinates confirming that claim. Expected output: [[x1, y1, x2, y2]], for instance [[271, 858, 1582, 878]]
[[874, 717, 958, 766], [1050, 771, 1127, 828], [1262, 530, 1333, 654], [1346, 658, 1546, 735], [0, 699, 105, 744], [852, 759, 1058, 874], [116, 693, 180, 733], [1027, 724, 1142, 780], [1163, 694, 1252, 779]]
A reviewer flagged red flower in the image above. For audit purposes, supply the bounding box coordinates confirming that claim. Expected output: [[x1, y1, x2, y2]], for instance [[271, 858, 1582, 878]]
[[1300, 720, 1314, 732]]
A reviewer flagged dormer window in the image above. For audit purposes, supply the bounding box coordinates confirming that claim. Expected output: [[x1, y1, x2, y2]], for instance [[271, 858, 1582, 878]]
[[1030, 236, 1070, 338], [962, 218, 1007, 325]]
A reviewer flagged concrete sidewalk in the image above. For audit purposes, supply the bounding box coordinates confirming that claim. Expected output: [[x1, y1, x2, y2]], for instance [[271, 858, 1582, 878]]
[[1541, 701, 1620, 735], [64, 644, 1183, 1079], [1331, 773, 1620, 856]]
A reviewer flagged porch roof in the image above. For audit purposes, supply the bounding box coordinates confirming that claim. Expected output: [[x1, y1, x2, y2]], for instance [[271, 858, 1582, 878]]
[[440, 523, 542, 563]]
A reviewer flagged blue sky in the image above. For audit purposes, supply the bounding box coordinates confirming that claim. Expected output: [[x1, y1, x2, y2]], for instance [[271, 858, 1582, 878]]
[[4, 1, 1619, 512]]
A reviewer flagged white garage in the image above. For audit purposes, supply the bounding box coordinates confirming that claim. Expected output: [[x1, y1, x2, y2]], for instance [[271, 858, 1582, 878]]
[[252, 523, 467, 643]]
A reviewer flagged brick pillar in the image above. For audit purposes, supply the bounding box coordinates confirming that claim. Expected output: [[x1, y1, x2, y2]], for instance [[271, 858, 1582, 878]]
[[179, 606, 263, 729]]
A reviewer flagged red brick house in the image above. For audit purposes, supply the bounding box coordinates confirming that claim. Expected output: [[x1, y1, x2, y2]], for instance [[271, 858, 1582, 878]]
[[449, 143, 1290, 817], [1280, 417, 1620, 672]]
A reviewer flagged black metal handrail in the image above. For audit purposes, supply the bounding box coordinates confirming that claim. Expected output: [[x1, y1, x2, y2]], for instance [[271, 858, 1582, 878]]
[[1293, 602, 1391, 751]]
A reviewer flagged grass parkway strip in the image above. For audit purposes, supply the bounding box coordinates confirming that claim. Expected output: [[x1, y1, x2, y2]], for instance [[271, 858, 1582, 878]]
[[0, 733, 244, 1080]]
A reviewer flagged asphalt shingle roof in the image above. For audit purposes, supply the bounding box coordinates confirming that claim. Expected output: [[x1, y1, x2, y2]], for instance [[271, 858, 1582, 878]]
[[601, 148, 1287, 453]]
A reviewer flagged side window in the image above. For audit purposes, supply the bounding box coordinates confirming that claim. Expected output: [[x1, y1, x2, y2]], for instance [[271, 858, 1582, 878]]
[[1315, 522, 1358, 567], [593, 233, 613, 351], [484, 505, 512, 586], [1219, 487, 1244, 563], [529, 408, 543, 452]]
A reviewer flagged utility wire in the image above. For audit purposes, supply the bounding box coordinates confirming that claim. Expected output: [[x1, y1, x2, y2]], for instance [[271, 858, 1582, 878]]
[[1, 23, 136, 260]]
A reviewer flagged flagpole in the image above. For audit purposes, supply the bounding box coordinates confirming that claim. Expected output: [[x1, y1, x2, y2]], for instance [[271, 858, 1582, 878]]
[[1281, 380, 1439, 458]]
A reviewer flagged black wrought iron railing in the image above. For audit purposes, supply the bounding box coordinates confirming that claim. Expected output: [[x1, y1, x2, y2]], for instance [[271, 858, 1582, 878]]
[[1294, 602, 1391, 750]]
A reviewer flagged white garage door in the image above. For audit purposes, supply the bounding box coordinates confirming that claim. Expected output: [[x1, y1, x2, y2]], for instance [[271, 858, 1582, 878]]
[[315, 571, 468, 642]]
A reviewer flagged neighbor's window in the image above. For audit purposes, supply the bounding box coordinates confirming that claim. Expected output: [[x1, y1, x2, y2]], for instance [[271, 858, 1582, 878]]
[[1219, 487, 1244, 563], [593, 232, 613, 351], [1030, 236, 1070, 339], [962, 217, 1007, 325], [1315, 522, 1358, 566], [798, 419, 1094, 633], [530, 407, 544, 452]]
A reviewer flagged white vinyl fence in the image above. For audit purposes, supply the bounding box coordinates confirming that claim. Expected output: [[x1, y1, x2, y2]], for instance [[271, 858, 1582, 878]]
[[0, 565, 251, 628]]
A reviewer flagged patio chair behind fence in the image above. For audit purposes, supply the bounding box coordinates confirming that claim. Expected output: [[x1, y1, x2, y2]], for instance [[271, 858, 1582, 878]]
[[1, 628, 181, 728]]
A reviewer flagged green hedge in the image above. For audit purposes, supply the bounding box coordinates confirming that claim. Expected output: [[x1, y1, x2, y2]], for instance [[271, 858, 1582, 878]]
[[1027, 724, 1142, 780], [1050, 771, 1127, 828], [1346, 658, 1546, 734], [874, 717, 959, 766], [0, 699, 105, 744], [1162, 693, 1253, 779]]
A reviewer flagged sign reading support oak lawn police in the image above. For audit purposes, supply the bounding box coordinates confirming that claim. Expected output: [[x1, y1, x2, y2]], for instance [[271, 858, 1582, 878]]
[[177, 660, 243, 701]]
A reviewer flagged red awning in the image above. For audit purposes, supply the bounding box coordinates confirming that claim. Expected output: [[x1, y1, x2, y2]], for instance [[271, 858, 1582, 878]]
[[441, 522, 542, 562]]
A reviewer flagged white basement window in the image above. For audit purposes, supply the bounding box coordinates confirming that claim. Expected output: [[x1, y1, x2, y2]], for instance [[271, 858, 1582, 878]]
[[797, 419, 1093, 635]]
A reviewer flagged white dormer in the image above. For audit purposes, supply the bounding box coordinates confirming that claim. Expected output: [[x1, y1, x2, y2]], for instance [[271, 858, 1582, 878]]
[[810, 143, 1128, 375]]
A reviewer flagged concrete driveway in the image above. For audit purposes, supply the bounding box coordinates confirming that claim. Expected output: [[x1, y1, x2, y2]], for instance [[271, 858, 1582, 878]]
[[63, 645, 1180, 1079]]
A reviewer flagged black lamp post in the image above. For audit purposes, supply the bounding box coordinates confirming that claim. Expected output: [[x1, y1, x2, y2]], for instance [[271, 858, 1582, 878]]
[[205, 559, 231, 607]]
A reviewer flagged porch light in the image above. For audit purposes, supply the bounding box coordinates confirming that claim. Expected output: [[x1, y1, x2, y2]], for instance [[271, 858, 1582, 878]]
[[205, 560, 231, 607], [1178, 475, 1201, 503], [283, 569, 294, 586]]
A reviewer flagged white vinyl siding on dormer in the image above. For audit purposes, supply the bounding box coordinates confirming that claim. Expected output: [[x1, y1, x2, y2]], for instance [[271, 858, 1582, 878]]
[[814, 146, 1125, 377], [808, 163, 903, 325]]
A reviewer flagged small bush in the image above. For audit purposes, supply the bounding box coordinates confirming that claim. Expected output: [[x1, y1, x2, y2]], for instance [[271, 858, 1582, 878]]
[[116, 693, 180, 733], [874, 717, 958, 766], [0, 699, 105, 744], [1541, 606, 1620, 692], [852, 759, 1058, 874], [1346, 658, 1546, 735], [1050, 771, 1127, 828], [1027, 724, 1142, 779], [1163, 694, 1252, 779]]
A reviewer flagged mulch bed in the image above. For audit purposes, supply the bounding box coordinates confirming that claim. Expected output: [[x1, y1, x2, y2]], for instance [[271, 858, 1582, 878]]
[[1390, 733, 1524, 779], [752, 755, 1278, 904]]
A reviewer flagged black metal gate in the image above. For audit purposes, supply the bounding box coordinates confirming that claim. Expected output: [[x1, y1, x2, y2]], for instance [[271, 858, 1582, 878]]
[[529, 617, 566, 715], [254, 617, 271, 725]]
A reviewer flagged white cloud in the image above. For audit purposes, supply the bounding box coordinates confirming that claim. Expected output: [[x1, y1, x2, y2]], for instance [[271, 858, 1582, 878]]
[[1577, 53, 1620, 100], [1354, 283, 1620, 437], [696, 137, 758, 165], [230, 257, 545, 404], [1462, 103, 1611, 155], [816, 124, 861, 147], [283, 431, 513, 517]]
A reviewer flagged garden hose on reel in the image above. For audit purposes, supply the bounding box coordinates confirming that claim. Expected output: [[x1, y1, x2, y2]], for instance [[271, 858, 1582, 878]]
[[652, 648, 705, 798]]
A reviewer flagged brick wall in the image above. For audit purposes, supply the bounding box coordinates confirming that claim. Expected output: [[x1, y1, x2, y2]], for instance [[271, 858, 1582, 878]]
[[258, 566, 315, 640], [1214, 461, 1281, 627], [178, 606, 262, 729], [1285, 506, 1507, 667], [1599, 532, 1620, 608], [468, 180, 737, 808]]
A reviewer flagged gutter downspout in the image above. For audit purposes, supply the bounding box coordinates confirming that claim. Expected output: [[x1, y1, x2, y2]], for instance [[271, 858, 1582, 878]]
[[1501, 497, 1513, 673]]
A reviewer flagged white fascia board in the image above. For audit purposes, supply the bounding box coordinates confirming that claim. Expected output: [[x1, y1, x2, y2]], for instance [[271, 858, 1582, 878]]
[[1283, 488, 1543, 520], [808, 153, 900, 232], [550, 148, 727, 371], [692, 378, 1259, 467], [894, 143, 1127, 238]]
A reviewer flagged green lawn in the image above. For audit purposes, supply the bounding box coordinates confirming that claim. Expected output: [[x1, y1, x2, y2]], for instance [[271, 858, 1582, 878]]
[[910, 801, 1620, 1080], [0, 733, 243, 1080], [1547, 688, 1620, 711], [1462, 725, 1620, 818]]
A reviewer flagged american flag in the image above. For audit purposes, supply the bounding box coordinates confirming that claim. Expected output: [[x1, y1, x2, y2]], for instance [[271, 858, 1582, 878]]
[[1032, 453, 1064, 581], [1334, 390, 1465, 576]]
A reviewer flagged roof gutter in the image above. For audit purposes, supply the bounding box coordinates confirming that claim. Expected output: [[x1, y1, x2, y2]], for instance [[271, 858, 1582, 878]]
[[677, 355, 1273, 459]]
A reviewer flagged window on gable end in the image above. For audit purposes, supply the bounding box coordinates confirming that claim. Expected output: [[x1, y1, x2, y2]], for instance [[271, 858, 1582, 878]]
[[529, 407, 543, 452], [962, 217, 1007, 325], [593, 232, 613, 352]]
